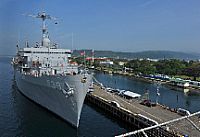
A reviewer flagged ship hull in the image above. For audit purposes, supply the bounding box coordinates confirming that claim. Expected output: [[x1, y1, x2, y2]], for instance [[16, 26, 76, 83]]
[[15, 71, 92, 127]]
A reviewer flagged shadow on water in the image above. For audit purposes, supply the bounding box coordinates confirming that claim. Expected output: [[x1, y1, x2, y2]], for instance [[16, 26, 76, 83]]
[[11, 79, 78, 137], [79, 103, 128, 137], [85, 102, 136, 131], [10, 78, 127, 137]]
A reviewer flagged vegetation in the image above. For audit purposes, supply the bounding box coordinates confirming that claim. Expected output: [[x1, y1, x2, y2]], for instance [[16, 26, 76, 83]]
[[125, 59, 200, 80], [125, 59, 156, 75], [71, 50, 200, 81], [183, 62, 200, 81], [72, 50, 200, 60]]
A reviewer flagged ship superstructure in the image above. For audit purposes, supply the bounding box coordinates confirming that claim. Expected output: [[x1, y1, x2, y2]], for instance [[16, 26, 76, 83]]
[[13, 12, 93, 127]]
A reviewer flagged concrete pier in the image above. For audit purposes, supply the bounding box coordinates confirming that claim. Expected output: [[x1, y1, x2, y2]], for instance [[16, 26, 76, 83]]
[[85, 84, 200, 137]]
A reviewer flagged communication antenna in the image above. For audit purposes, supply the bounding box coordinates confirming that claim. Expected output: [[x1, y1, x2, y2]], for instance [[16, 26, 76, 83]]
[[22, 12, 58, 47], [71, 32, 74, 53], [16, 31, 21, 52], [92, 49, 94, 65]]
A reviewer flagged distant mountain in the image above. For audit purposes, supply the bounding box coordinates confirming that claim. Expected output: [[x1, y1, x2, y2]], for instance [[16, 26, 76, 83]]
[[72, 50, 200, 60]]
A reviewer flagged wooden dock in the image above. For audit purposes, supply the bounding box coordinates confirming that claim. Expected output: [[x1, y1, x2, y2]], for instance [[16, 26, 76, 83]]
[[85, 84, 200, 137]]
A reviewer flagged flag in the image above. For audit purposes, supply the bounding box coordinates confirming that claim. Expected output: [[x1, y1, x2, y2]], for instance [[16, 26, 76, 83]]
[[91, 49, 94, 56], [80, 51, 85, 56]]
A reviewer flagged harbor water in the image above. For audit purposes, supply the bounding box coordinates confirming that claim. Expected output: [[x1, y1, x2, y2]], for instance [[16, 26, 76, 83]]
[[1, 57, 200, 136], [0, 57, 127, 137], [95, 72, 200, 113]]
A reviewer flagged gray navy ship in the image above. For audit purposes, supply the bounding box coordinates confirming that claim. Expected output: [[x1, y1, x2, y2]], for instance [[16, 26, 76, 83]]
[[12, 12, 93, 128]]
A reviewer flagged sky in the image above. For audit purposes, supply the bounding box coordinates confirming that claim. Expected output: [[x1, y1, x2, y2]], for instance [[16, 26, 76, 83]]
[[1, 0, 200, 55]]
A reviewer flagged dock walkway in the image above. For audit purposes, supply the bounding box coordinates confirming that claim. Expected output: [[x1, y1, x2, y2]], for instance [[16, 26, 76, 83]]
[[87, 84, 200, 136]]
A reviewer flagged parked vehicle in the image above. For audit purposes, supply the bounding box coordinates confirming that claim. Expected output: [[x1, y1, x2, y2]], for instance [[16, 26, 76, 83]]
[[177, 108, 190, 116], [140, 99, 152, 107], [106, 87, 114, 93]]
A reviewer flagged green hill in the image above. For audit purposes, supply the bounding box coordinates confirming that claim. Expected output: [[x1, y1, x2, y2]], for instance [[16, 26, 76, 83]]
[[72, 50, 200, 60]]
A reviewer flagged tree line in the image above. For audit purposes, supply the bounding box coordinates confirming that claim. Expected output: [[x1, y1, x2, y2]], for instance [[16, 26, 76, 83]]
[[125, 59, 200, 80], [72, 56, 200, 81]]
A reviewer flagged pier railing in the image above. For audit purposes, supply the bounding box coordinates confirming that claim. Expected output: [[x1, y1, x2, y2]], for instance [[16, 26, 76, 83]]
[[115, 111, 200, 137]]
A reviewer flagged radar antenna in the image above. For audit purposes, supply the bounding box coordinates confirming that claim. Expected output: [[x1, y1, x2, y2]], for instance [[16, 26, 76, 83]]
[[22, 12, 58, 47]]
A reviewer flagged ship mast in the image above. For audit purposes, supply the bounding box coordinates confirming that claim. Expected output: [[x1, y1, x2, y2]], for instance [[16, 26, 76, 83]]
[[26, 12, 57, 47], [38, 12, 51, 47]]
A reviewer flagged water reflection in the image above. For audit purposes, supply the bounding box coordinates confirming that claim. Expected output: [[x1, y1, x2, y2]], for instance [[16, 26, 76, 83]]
[[10, 77, 127, 137], [94, 72, 200, 113], [11, 79, 78, 137]]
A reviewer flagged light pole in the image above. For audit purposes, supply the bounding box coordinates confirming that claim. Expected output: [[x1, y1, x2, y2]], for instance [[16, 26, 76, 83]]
[[156, 84, 160, 104]]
